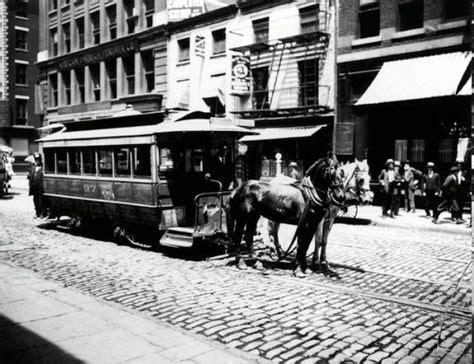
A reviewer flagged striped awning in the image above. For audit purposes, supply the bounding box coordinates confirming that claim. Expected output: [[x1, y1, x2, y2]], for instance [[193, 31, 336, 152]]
[[458, 77, 472, 96], [239, 125, 326, 143], [356, 52, 471, 106]]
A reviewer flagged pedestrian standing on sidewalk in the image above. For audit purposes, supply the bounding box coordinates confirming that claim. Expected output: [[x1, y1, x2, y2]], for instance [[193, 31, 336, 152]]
[[432, 166, 460, 224], [453, 163, 468, 223], [288, 161, 301, 181], [28, 152, 45, 218], [378, 159, 397, 218], [392, 161, 403, 215], [422, 162, 441, 218], [402, 162, 417, 213]]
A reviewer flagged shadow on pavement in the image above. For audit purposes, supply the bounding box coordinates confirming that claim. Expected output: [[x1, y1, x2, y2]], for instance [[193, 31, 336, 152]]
[[335, 216, 372, 225], [0, 315, 85, 364]]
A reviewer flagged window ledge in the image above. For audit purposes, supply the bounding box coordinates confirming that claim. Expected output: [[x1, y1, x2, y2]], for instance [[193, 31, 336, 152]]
[[11, 125, 34, 129], [351, 35, 382, 47], [177, 60, 190, 66], [437, 19, 468, 31], [210, 52, 226, 59], [15, 48, 29, 52], [15, 84, 29, 87], [391, 28, 425, 40], [15, 16, 29, 21]]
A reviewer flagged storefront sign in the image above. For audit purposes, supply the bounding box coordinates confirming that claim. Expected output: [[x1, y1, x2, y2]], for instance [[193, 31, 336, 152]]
[[210, 117, 254, 128], [335, 123, 354, 155], [58, 40, 139, 70], [231, 55, 251, 95], [167, 0, 204, 22], [194, 35, 206, 57]]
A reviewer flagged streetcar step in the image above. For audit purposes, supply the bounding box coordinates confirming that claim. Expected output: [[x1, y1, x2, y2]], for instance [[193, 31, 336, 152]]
[[160, 227, 194, 248]]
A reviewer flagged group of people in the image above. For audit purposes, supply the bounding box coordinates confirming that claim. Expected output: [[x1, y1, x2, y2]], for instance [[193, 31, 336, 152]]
[[378, 159, 468, 224]]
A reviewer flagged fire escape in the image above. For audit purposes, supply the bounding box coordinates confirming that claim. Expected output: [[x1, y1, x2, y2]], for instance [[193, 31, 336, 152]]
[[230, 4, 331, 119]]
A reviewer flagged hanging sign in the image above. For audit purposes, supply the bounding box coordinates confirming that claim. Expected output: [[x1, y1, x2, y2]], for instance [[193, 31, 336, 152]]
[[195, 35, 206, 57], [335, 123, 354, 155], [231, 55, 251, 95]]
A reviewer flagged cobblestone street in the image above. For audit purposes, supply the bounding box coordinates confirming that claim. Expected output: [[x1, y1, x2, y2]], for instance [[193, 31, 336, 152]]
[[0, 178, 471, 363]]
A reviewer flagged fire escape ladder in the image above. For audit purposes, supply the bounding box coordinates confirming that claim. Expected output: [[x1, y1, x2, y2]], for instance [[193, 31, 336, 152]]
[[267, 41, 287, 110], [259, 41, 279, 110]]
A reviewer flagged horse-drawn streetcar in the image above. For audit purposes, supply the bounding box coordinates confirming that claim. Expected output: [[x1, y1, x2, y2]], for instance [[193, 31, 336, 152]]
[[38, 111, 256, 249]]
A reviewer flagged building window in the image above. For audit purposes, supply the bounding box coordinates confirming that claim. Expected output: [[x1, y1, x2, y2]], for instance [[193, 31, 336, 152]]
[[445, 0, 469, 20], [76, 17, 84, 49], [123, 55, 135, 95], [252, 67, 269, 109], [57, 149, 67, 174], [398, 0, 423, 31], [15, 0, 28, 18], [62, 23, 70, 53], [44, 149, 55, 173], [298, 59, 319, 106], [90, 63, 100, 101], [49, 73, 58, 107], [15, 29, 28, 50], [410, 139, 425, 162], [144, 0, 154, 28], [438, 138, 454, 163], [91, 11, 100, 45], [50, 0, 58, 11], [62, 70, 71, 105], [359, 1, 380, 38], [178, 38, 190, 62], [125, 1, 136, 34], [15, 63, 27, 85], [212, 29, 226, 55], [60, 0, 70, 6], [106, 59, 117, 99], [300, 5, 319, 34], [253, 17, 269, 43], [75, 67, 85, 104], [394, 139, 408, 162], [50, 28, 58, 56], [107, 5, 117, 40], [15, 99, 28, 125], [142, 51, 154, 93]]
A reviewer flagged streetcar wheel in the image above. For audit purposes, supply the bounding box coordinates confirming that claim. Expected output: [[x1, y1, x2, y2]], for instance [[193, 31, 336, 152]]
[[338, 204, 358, 219]]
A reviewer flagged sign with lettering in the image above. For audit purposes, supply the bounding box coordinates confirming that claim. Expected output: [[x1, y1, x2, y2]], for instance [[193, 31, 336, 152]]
[[167, 0, 204, 22], [57, 40, 139, 71], [194, 35, 206, 57], [230, 55, 251, 95], [210, 117, 254, 128], [335, 123, 354, 155]]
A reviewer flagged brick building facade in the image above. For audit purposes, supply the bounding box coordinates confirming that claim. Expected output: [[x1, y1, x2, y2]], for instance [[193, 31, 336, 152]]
[[335, 0, 471, 177]]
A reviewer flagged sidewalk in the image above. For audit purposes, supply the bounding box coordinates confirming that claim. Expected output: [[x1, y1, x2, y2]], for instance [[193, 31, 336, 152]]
[[0, 261, 268, 364]]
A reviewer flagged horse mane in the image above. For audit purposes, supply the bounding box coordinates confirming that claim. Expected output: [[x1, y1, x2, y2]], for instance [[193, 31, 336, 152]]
[[304, 157, 328, 178]]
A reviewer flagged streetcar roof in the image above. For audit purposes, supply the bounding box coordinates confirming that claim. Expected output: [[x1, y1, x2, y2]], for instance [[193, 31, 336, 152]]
[[154, 118, 258, 135]]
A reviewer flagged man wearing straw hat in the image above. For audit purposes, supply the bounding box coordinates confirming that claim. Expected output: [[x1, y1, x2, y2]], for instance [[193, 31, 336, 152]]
[[378, 158, 398, 218], [422, 162, 441, 218]]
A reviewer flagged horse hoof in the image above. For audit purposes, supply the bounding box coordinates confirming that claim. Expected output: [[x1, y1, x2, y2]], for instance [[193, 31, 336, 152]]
[[236, 259, 247, 270], [293, 267, 306, 278], [253, 260, 264, 271]]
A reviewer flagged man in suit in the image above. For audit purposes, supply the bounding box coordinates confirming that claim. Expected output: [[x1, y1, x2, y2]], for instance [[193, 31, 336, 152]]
[[402, 162, 418, 213], [27, 152, 45, 218], [422, 162, 441, 218], [392, 161, 403, 215], [209, 141, 234, 190], [378, 159, 399, 218], [433, 166, 460, 224]]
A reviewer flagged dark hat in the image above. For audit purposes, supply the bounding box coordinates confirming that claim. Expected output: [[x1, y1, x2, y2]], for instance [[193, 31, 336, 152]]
[[450, 166, 460, 174]]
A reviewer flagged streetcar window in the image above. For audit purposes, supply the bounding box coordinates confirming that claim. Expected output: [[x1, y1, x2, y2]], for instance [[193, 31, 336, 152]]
[[193, 149, 203, 172], [133, 146, 151, 178], [159, 147, 174, 171], [57, 149, 67, 174], [69, 149, 81, 175], [82, 149, 96, 175], [44, 150, 55, 173], [114, 148, 131, 177], [98, 149, 113, 176]]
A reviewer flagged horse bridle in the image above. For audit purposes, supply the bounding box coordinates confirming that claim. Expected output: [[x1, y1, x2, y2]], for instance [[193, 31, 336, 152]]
[[302, 161, 345, 208]]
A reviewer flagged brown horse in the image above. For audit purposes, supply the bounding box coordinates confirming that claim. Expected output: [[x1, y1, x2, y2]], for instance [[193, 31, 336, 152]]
[[268, 159, 373, 276], [228, 156, 345, 277]]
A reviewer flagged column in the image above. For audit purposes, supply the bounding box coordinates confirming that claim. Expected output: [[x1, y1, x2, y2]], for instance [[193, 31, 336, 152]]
[[84, 65, 93, 103], [135, 51, 144, 94], [58, 71, 64, 106], [84, 0, 91, 47], [136, 0, 145, 30], [100, 60, 107, 101], [99, 0, 107, 42], [117, 57, 125, 97], [70, 3, 76, 51], [71, 69, 78, 105], [117, 0, 125, 37]]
